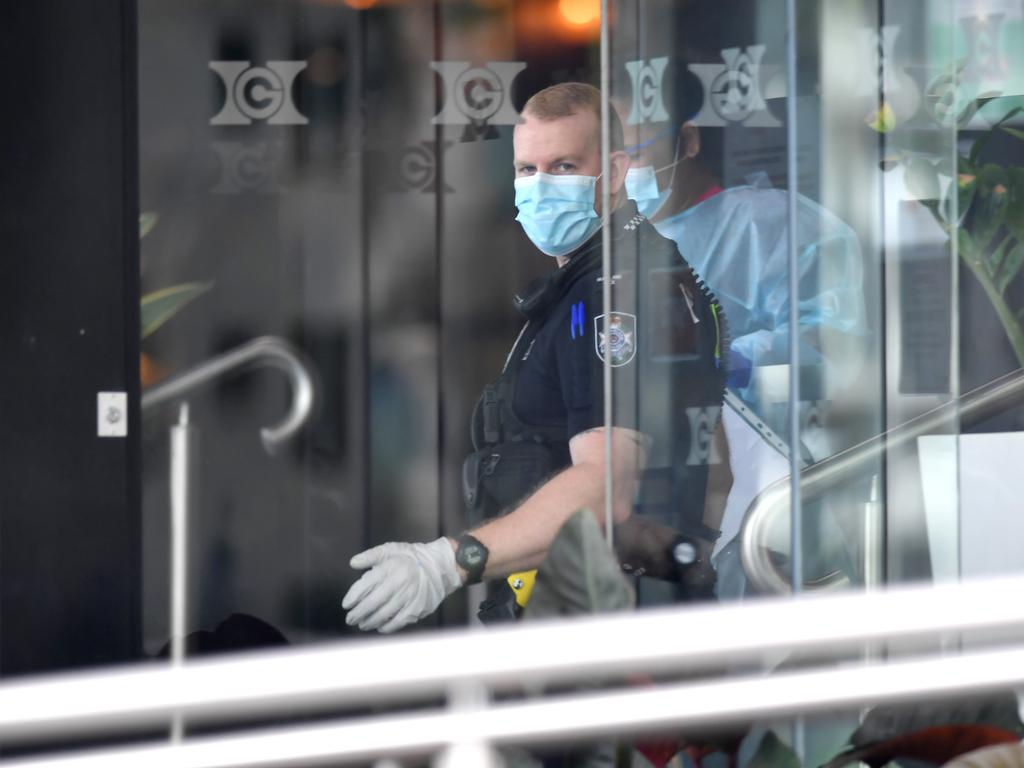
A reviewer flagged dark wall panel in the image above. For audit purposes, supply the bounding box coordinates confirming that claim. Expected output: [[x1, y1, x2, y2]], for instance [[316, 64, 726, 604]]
[[0, 1, 141, 675]]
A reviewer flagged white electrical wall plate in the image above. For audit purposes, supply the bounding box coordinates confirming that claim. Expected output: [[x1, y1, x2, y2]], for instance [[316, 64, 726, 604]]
[[97, 392, 128, 437]]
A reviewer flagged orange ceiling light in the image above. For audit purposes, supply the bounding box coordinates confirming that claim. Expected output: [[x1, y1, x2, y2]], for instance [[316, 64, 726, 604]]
[[558, 0, 599, 26], [342, 0, 378, 9]]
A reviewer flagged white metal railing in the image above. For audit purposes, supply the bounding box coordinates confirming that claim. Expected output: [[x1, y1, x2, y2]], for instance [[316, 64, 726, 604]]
[[3, 647, 1024, 768], [741, 367, 1024, 594], [141, 336, 315, 454], [1, 576, 1024, 765], [141, 336, 316, 741]]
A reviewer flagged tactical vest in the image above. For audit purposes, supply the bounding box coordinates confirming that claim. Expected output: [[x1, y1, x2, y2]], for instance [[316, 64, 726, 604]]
[[463, 247, 600, 526]]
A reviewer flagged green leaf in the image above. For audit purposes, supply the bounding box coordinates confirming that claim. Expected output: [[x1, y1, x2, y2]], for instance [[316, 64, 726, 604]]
[[959, 227, 978, 265], [997, 241, 1024, 295], [942, 165, 977, 225], [957, 92, 1003, 127], [905, 157, 941, 201], [1002, 126, 1024, 141], [993, 106, 1024, 128], [747, 730, 800, 768], [140, 282, 212, 340], [979, 163, 1010, 191], [523, 510, 634, 620], [968, 106, 1023, 165], [987, 236, 1014, 280], [973, 165, 1010, 251], [139, 212, 159, 240], [1005, 167, 1024, 244], [957, 170, 979, 224], [970, 135, 994, 166]]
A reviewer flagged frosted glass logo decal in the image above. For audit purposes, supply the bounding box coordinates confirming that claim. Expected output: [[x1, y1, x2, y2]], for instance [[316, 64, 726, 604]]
[[685, 406, 723, 466], [430, 61, 526, 141], [689, 46, 780, 128], [210, 61, 309, 125], [210, 141, 280, 194], [961, 13, 1008, 82], [624, 57, 670, 125]]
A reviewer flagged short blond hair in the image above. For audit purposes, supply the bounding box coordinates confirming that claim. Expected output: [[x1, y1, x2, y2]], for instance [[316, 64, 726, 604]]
[[522, 82, 624, 151]]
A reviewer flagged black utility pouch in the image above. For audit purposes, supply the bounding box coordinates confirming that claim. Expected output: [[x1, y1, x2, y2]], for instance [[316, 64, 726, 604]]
[[462, 441, 559, 527], [476, 581, 521, 625]]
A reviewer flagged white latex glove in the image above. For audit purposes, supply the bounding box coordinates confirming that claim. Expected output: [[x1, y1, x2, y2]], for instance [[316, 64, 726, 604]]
[[342, 537, 463, 633]]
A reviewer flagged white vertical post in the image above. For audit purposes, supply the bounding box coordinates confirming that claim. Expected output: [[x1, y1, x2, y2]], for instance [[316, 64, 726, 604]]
[[861, 473, 884, 722], [864, 474, 883, 591], [433, 683, 502, 768], [169, 402, 193, 743]]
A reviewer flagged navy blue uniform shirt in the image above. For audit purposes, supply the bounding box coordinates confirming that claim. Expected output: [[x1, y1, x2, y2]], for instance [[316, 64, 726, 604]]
[[510, 202, 725, 473]]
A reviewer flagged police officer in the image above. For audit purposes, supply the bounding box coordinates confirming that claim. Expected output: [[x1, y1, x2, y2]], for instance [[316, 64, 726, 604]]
[[342, 83, 727, 633]]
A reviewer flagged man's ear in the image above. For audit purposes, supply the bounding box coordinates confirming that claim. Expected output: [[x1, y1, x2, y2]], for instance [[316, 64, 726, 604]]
[[681, 122, 701, 160], [607, 149, 631, 195]]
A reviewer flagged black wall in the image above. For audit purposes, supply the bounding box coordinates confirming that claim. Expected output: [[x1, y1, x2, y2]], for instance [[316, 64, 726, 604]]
[[0, 1, 141, 675]]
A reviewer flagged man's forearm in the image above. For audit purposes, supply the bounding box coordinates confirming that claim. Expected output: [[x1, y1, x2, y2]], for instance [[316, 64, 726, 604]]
[[451, 462, 629, 581], [447, 427, 645, 584]]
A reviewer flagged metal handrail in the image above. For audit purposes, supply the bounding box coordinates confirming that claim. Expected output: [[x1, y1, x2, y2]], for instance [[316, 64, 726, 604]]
[[5, 647, 1024, 768], [3, 575, 1024, 764], [141, 336, 315, 454], [3, 575, 1024, 737], [740, 368, 1024, 594]]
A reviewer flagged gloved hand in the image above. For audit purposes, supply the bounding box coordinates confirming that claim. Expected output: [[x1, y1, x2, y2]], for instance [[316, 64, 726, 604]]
[[342, 537, 463, 633]]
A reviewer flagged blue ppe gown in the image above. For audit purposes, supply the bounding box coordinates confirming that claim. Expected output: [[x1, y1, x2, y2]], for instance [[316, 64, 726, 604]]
[[651, 179, 868, 459]]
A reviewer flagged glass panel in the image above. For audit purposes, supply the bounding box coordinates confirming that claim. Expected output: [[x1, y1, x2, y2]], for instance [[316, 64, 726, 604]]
[[133, 0, 1017, 644], [130, 0, 1022, 668], [608, 0, 809, 610], [137, 0, 614, 651]]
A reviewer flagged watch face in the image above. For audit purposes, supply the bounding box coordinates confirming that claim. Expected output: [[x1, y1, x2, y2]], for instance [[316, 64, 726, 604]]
[[457, 537, 488, 583], [461, 543, 484, 567]]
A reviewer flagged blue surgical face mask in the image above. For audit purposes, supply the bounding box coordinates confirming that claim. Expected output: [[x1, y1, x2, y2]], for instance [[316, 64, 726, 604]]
[[514, 172, 602, 258], [625, 165, 672, 219]]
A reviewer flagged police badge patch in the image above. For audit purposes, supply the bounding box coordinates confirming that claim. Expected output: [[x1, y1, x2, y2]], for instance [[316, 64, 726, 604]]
[[594, 312, 637, 367]]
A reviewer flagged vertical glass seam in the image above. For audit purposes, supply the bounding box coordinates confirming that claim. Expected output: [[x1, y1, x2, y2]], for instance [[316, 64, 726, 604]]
[[600, 0, 614, 547], [785, 0, 802, 594], [875, 0, 889, 588], [433, 0, 446, 548], [948, 0, 963, 582]]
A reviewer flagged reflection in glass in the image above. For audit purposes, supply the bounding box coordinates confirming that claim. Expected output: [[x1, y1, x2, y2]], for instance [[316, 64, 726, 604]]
[[129, 0, 1024, 758]]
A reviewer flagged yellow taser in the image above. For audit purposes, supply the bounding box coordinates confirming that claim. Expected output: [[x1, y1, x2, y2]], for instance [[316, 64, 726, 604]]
[[507, 569, 537, 609]]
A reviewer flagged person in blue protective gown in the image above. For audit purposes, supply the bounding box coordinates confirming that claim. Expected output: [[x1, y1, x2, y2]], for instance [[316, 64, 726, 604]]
[[621, 74, 868, 464], [618, 58, 870, 596], [653, 172, 867, 450]]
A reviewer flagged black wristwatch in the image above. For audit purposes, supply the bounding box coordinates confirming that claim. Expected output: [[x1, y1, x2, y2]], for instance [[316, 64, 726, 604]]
[[455, 533, 489, 585]]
